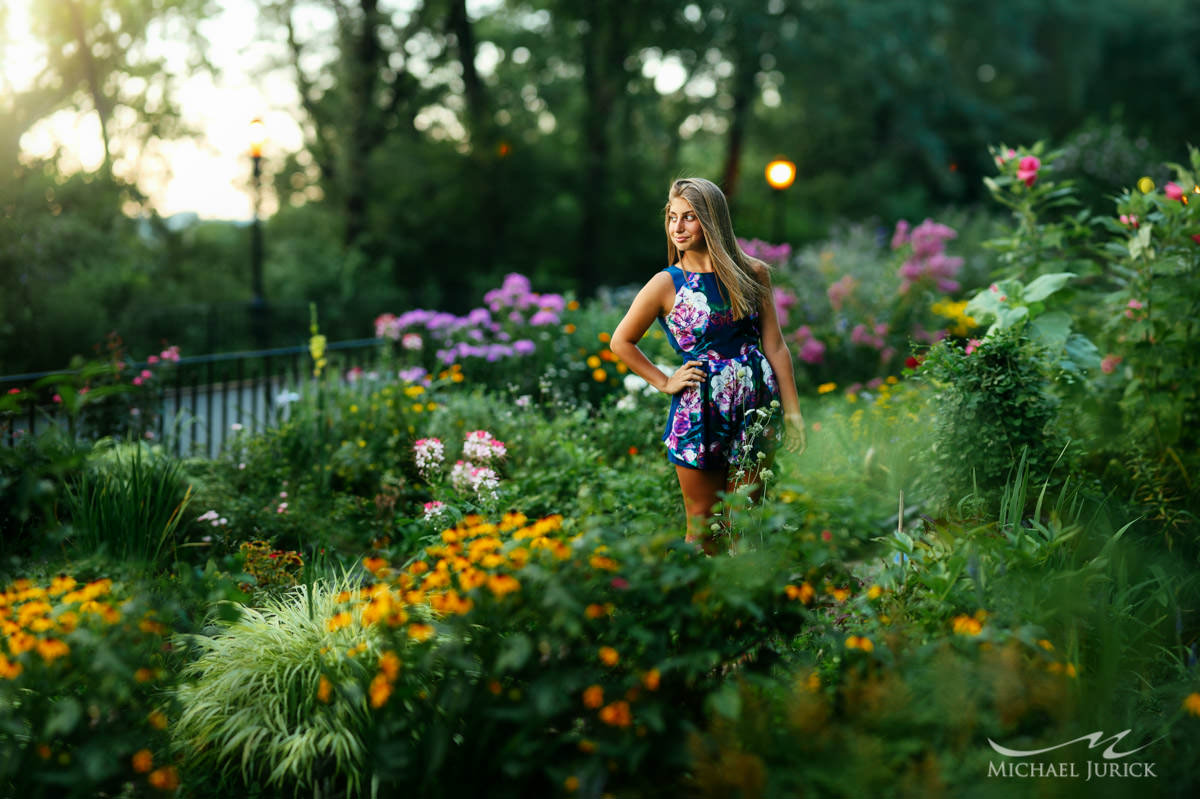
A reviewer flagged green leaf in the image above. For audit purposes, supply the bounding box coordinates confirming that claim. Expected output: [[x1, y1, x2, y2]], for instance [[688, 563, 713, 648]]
[[706, 682, 742, 721], [1030, 311, 1071, 353], [1022, 273, 1076, 303], [44, 697, 83, 738], [1064, 333, 1101, 371], [494, 633, 533, 673]]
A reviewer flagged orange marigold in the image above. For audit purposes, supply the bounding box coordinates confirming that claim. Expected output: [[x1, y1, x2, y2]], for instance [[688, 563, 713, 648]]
[[599, 700, 632, 727], [147, 766, 180, 791], [582, 684, 604, 709], [131, 749, 154, 774], [369, 672, 393, 708], [598, 646, 619, 667], [317, 676, 332, 703]]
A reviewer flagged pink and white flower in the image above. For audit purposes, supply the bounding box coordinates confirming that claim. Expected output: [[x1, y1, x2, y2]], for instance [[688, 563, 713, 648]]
[[413, 438, 445, 480]]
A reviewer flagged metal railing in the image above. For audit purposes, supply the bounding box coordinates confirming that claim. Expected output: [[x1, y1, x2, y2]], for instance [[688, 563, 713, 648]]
[[1, 338, 384, 458]]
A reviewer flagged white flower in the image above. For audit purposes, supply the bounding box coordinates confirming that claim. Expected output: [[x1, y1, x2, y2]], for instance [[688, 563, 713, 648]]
[[463, 430, 507, 461], [413, 438, 445, 480], [276, 390, 301, 407], [615, 394, 637, 412], [230, 423, 244, 432], [515, 395, 532, 408]]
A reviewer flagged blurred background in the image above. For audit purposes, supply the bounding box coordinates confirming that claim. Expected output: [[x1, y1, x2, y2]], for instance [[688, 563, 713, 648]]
[[3, 0, 1198, 374]]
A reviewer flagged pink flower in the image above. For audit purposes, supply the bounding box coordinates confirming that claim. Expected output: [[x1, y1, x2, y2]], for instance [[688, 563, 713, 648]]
[[965, 339, 982, 355], [827, 275, 856, 311], [1101, 354, 1123, 375], [6, 388, 19, 395], [799, 338, 826, 364], [1119, 214, 1139, 228], [773, 288, 797, 327], [1017, 156, 1041, 187], [140, 369, 152, 379], [132, 377, 143, 386], [1165, 182, 1184, 201], [52, 393, 62, 403], [610, 577, 630, 590], [890, 219, 910, 250], [147, 355, 160, 364]]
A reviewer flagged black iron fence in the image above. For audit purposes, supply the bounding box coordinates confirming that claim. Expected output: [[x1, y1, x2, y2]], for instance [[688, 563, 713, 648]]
[[1, 338, 384, 459]]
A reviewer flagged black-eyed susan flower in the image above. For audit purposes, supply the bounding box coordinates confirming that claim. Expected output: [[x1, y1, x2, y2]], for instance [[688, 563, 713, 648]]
[[131, 749, 153, 774], [582, 684, 604, 709], [598, 646, 619, 667], [598, 700, 632, 727], [147, 765, 180, 791]]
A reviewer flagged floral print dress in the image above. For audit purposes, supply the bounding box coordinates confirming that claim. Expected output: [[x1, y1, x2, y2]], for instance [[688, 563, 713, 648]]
[[657, 265, 780, 469]]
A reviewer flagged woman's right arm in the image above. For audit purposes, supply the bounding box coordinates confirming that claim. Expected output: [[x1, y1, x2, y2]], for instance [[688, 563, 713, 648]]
[[610, 272, 704, 395]]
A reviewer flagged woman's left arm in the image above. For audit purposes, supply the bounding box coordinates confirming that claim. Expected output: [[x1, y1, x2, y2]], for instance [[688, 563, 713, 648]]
[[753, 261, 806, 454]]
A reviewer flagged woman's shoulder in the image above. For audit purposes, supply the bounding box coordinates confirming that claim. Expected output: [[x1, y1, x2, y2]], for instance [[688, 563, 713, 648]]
[[744, 256, 771, 284]]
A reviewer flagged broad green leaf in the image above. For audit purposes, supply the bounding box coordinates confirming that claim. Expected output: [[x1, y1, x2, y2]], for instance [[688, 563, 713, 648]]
[[1030, 311, 1071, 352], [1064, 333, 1101, 371], [1022, 272, 1076, 303]]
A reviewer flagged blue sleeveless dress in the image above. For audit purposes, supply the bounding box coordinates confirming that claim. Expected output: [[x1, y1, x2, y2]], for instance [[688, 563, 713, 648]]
[[656, 265, 781, 469]]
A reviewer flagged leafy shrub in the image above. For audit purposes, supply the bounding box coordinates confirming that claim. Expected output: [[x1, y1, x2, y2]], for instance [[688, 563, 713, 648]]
[[918, 330, 1062, 512], [0, 574, 179, 798]]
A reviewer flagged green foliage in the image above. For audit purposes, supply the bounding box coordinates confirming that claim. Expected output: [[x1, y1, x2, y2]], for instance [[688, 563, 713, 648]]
[[62, 442, 193, 566], [919, 331, 1063, 513], [0, 573, 180, 798], [0, 428, 87, 561]]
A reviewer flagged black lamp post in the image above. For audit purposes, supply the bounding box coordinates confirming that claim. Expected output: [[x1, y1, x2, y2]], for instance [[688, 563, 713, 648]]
[[249, 117, 268, 349], [765, 157, 796, 243]]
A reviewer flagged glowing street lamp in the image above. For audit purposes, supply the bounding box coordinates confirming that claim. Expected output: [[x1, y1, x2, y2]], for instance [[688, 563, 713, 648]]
[[249, 117, 268, 348], [765, 158, 796, 243]]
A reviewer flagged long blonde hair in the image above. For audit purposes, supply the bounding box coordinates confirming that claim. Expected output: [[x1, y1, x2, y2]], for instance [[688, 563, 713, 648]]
[[664, 177, 767, 319]]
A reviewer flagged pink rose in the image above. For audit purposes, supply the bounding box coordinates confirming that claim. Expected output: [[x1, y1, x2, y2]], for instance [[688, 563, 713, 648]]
[[1165, 182, 1184, 201], [1016, 156, 1041, 187]]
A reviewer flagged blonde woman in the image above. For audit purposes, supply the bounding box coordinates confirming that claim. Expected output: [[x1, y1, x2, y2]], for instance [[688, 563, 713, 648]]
[[610, 177, 806, 553]]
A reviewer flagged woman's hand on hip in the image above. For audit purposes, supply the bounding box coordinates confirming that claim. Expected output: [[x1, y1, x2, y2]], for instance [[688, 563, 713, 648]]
[[663, 360, 705, 394]]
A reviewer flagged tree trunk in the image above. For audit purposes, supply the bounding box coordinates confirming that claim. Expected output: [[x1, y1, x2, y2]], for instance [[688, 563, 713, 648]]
[[578, 0, 616, 296], [720, 22, 761, 203], [67, 0, 112, 178]]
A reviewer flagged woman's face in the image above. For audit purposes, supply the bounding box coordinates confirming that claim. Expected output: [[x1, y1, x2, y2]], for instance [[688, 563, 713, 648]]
[[667, 196, 705, 255]]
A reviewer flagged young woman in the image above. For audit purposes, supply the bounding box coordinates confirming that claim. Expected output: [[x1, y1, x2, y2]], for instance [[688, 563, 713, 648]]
[[610, 177, 806, 553]]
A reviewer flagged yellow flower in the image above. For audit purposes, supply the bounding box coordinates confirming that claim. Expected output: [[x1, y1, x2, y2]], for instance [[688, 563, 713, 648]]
[[369, 672, 393, 708], [147, 765, 180, 791], [564, 776, 580, 792], [583, 684, 604, 709], [486, 574, 521, 598], [641, 668, 661, 691], [578, 739, 596, 753], [589, 555, 619, 571], [585, 603, 608, 619], [407, 623, 435, 642], [404, 385, 425, 397], [139, 617, 167, 635], [1183, 692, 1200, 717], [326, 612, 353, 632], [317, 676, 332, 703], [379, 651, 402, 681], [587, 355, 602, 369], [592, 368, 607, 382], [147, 710, 168, 730], [817, 382, 837, 394], [951, 614, 982, 636], [598, 646, 620, 667], [845, 635, 874, 652], [1037, 639, 1054, 651], [597, 331, 611, 343], [0, 653, 23, 679], [362, 556, 388, 575], [567, 300, 580, 311], [48, 575, 77, 596], [564, 323, 577, 334], [132, 749, 154, 774], [866, 585, 882, 600], [134, 668, 156, 683], [784, 583, 815, 604]]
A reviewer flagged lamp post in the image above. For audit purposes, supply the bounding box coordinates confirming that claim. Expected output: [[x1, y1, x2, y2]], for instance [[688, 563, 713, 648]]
[[764, 157, 796, 243], [249, 117, 268, 349]]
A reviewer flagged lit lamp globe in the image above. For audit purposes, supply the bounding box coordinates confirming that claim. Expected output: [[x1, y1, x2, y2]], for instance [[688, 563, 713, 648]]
[[249, 117, 267, 159], [765, 159, 796, 190]]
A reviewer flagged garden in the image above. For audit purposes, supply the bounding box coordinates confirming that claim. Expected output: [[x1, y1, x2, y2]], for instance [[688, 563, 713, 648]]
[[2, 142, 1199, 798]]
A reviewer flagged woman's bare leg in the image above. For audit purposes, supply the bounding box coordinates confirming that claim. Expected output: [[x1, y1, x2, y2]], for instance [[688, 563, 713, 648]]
[[676, 464, 728, 554]]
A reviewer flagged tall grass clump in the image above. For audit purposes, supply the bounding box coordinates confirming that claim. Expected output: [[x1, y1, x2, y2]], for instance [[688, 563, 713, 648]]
[[62, 443, 192, 566], [170, 575, 385, 797]]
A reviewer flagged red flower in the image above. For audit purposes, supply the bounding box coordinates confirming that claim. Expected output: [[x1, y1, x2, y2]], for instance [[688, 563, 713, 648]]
[[904, 356, 922, 369], [1016, 156, 1041, 187], [610, 577, 630, 590]]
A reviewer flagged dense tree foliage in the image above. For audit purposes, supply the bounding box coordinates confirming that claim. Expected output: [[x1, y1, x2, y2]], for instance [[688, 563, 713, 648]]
[[4, 0, 1200, 372]]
